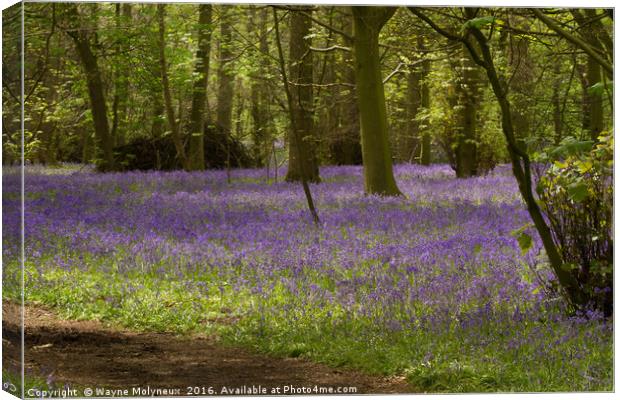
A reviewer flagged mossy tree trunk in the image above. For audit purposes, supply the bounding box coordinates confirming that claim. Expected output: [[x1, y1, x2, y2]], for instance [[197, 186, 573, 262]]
[[351, 6, 401, 196]]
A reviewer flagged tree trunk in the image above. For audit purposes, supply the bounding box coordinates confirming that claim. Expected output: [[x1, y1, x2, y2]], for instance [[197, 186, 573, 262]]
[[405, 35, 431, 165], [404, 52, 421, 163], [111, 3, 131, 148], [329, 8, 361, 166], [187, 4, 213, 170], [552, 63, 563, 144], [454, 43, 480, 177], [586, 58, 604, 140], [65, 4, 114, 171], [286, 6, 320, 183], [157, 4, 188, 170], [216, 6, 235, 136], [351, 6, 401, 196], [569, 9, 610, 140], [419, 55, 431, 165], [249, 6, 272, 168], [272, 6, 320, 225]]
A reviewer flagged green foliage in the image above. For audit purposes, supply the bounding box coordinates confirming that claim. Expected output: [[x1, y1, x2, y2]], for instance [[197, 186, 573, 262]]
[[587, 81, 613, 96], [546, 136, 595, 159], [463, 16, 498, 30], [536, 133, 613, 314]]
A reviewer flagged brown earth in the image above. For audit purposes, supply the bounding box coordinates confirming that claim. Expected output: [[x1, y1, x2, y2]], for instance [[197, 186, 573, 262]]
[[2, 302, 412, 396]]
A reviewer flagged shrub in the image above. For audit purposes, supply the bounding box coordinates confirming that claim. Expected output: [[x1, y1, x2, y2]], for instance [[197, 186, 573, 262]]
[[535, 134, 613, 316]]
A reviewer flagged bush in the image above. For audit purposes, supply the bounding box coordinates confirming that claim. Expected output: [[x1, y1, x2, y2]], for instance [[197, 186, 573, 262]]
[[113, 124, 254, 171], [535, 134, 613, 316]]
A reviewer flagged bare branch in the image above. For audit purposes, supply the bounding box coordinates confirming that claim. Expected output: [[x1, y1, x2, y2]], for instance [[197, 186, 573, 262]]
[[309, 45, 351, 53]]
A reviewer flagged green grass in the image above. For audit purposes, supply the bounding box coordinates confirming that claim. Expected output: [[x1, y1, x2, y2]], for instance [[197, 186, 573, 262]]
[[4, 257, 613, 393]]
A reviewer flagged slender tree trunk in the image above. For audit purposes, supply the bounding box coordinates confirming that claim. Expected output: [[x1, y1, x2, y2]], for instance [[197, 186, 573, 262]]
[[351, 6, 401, 196], [249, 6, 272, 168], [411, 7, 584, 307], [187, 4, 213, 170], [157, 4, 188, 170], [216, 6, 235, 135], [405, 35, 431, 165], [419, 56, 431, 165], [65, 4, 114, 171], [586, 58, 604, 140], [404, 54, 421, 163], [470, 30, 582, 305], [286, 6, 320, 183], [111, 3, 131, 148], [552, 62, 563, 144]]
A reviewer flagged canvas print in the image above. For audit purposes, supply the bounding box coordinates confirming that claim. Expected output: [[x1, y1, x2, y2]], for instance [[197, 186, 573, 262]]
[[2, 2, 613, 397]]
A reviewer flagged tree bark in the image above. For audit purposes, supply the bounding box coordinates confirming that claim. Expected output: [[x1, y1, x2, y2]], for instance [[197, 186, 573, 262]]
[[453, 43, 480, 177], [272, 7, 320, 225], [216, 6, 235, 136], [187, 4, 213, 170], [532, 8, 612, 77], [419, 45, 431, 166], [111, 3, 131, 148], [585, 59, 604, 140], [157, 4, 188, 170], [405, 35, 431, 165], [570, 9, 605, 140], [351, 6, 401, 196], [249, 6, 273, 168], [552, 63, 563, 144], [286, 6, 320, 183], [65, 4, 114, 171], [329, 8, 361, 166]]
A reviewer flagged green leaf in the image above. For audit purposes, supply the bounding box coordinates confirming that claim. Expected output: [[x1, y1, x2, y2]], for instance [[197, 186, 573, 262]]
[[549, 137, 594, 159], [587, 81, 612, 96], [567, 182, 589, 202], [463, 16, 496, 30], [576, 160, 593, 174]]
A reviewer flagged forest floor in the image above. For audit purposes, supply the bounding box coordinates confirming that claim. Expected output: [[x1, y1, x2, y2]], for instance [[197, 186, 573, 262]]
[[2, 301, 411, 396]]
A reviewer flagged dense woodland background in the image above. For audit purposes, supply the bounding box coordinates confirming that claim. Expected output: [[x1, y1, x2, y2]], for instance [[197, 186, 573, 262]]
[[2, 4, 614, 313], [3, 5, 612, 173]]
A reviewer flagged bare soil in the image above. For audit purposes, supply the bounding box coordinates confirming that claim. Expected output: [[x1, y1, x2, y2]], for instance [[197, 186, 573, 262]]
[[2, 302, 411, 396]]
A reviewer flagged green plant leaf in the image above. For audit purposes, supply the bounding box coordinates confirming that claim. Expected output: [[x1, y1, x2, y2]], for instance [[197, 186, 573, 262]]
[[549, 137, 594, 159], [567, 182, 589, 202], [588, 81, 613, 96], [463, 16, 496, 30]]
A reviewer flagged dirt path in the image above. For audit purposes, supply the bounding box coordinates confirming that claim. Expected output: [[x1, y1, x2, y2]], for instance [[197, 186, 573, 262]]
[[2, 302, 411, 395]]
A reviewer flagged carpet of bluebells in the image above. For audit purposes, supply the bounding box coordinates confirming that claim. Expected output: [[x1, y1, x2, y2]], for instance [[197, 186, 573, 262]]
[[3, 164, 612, 392]]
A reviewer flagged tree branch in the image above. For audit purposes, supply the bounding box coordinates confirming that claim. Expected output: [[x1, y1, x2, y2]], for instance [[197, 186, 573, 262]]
[[531, 8, 612, 75]]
